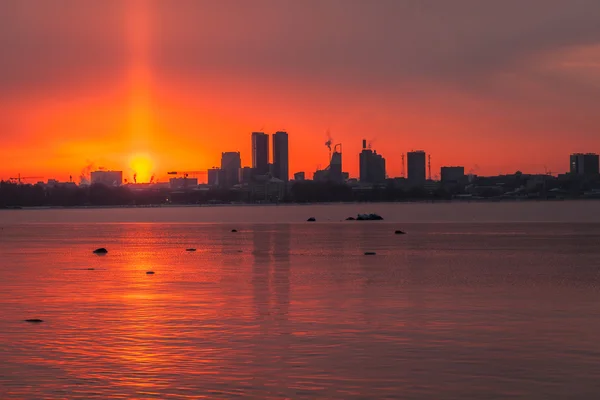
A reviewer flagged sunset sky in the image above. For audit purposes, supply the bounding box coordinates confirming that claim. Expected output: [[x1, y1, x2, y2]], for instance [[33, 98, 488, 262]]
[[1, 0, 600, 182]]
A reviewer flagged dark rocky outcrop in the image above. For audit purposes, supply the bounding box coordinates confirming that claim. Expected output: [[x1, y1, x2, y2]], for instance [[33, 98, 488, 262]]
[[356, 213, 383, 221], [364, 252, 377, 256], [307, 217, 316, 222], [24, 319, 43, 323], [93, 248, 108, 254]]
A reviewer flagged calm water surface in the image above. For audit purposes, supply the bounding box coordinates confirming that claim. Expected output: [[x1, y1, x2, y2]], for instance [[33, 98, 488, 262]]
[[1, 203, 600, 399]]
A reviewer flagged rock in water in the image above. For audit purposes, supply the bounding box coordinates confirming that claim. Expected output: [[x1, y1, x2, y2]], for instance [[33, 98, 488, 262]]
[[346, 217, 356, 221], [364, 252, 377, 256], [395, 230, 406, 235], [24, 319, 43, 323], [231, 229, 238, 233], [93, 248, 108, 254], [146, 271, 155, 275], [357, 213, 384, 221], [186, 248, 197, 252], [307, 217, 316, 222]]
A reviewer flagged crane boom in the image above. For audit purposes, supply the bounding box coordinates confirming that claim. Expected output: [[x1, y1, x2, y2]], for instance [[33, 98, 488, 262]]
[[8, 174, 44, 184]]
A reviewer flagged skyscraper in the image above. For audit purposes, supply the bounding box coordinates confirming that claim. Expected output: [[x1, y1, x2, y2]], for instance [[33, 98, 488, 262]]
[[440, 166, 465, 183], [407, 151, 426, 186], [207, 168, 219, 186], [359, 139, 386, 184], [272, 131, 289, 182], [570, 153, 599, 176], [252, 132, 269, 175], [329, 147, 343, 183], [220, 151, 241, 187]]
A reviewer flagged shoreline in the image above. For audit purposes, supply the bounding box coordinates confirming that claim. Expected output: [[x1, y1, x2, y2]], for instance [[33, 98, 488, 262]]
[[1, 197, 599, 211]]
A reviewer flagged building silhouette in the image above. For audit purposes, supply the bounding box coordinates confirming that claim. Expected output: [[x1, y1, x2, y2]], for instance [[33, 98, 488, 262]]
[[239, 166, 253, 184], [294, 172, 305, 181], [220, 152, 241, 187], [90, 170, 123, 186], [272, 131, 289, 182], [329, 148, 343, 183], [570, 153, 599, 176], [441, 166, 465, 184], [314, 153, 342, 183], [359, 139, 386, 184], [207, 168, 219, 186], [169, 177, 198, 189], [314, 144, 343, 183], [252, 132, 269, 176], [407, 151, 426, 186]]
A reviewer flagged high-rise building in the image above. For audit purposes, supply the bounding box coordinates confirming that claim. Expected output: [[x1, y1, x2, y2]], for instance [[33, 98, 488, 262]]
[[314, 144, 344, 183], [207, 168, 220, 186], [239, 167, 253, 184], [570, 153, 599, 175], [220, 152, 241, 187], [329, 144, 343, 183], [407, 151, 426, 186], [441, 166, 465, 184], [90, 170, 123, 186], [272, 131, 289, 182], [252, 132, 269, 175], [359, 139, 386, 184]]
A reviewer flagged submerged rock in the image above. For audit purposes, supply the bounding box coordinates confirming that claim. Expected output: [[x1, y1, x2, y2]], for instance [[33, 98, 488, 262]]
[[146, 271, 155, 275], [346, 217, 356, 221], [395, 230, 406, 235], [186, 248, 197, 252], [93, 248, 108, 254], [364, 252, 377, 256], [307, 217, 316, 222], [24, 319, 43, 323], [231, 229, 238, 233]]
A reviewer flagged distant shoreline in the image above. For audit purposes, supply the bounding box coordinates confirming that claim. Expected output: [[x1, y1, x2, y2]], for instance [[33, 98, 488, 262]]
[[2, 197, 599, 211]]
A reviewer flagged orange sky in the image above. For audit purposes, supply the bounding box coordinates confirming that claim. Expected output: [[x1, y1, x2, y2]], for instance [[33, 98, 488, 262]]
[[1, 0, 600, 183]]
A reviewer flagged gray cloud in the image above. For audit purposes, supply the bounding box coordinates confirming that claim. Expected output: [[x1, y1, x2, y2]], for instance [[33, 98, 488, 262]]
[[0, 0, 127, 97], [2, 0, 600, 105], [150, 0, 600, 94]]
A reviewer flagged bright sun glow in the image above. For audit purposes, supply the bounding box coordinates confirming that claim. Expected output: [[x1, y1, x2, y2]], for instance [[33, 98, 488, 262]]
[[129, 153, 154, 183]]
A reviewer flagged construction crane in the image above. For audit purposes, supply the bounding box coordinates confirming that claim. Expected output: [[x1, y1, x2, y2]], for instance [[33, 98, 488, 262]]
[[166, 171, 207, 179], [8, 174, 44, 184]]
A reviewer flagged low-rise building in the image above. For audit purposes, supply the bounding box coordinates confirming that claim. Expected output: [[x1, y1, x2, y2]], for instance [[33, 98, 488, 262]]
[[90, 170, 123, 186]]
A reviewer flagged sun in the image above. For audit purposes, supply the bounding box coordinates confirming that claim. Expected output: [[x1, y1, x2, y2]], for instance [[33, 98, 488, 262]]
[[129, 153, 154, 183]]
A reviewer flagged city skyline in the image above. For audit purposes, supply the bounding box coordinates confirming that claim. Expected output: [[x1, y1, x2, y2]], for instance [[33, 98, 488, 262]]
[[2, 128, 599, 185], [2, 1, 600, 182]]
